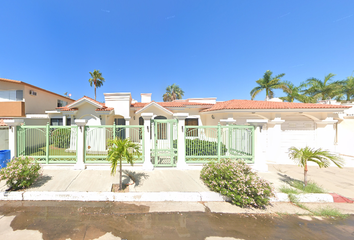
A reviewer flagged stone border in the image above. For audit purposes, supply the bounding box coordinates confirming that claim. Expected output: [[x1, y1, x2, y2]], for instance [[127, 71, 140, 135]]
[[0, 191, 338, 203]]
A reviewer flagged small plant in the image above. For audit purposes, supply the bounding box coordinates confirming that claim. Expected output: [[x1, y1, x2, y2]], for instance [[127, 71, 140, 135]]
[[289, 180, 326, 193], [200, 159, 273, 208], [0, 156, 41, 191], [312, 206, 348, 219], [288, 146, 344, 186], [279, 185, 300, 194]]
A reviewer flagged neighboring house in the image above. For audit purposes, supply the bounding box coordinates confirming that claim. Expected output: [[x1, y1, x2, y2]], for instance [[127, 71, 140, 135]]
[[46, 92, 353, 166], [0, 78, 75, 150]]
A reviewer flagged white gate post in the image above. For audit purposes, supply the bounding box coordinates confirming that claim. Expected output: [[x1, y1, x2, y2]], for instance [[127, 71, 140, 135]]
[[173, 113, 189, 169], [142, 113, 154, 170], [247, 119, 268, 172], [74, 119, 87, 170], [4, 119, 24, 159], [125, 117, 131, 139]]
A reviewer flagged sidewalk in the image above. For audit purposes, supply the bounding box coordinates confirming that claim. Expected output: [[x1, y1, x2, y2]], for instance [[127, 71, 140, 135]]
[[0, 164, 353, 202]]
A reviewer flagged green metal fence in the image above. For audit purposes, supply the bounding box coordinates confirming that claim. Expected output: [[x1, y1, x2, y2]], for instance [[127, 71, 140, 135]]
[[17, 123, 78, 163], [185, 124, 254, 163], [84, 124, 144, 163]]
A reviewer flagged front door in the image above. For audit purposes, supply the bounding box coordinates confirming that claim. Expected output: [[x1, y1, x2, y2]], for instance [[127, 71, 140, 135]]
[[151, 119, 178, 167]]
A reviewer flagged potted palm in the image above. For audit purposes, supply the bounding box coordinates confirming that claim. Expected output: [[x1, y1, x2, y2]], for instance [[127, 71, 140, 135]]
[[107, 138, 142, 190]]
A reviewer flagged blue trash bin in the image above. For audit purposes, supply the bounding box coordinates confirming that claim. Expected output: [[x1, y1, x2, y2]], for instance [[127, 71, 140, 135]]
[[0, 150, 11, 169]]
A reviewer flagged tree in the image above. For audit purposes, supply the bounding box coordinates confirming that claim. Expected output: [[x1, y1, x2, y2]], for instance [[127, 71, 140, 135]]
[[163, 84, 184, 102], [250, 70, 288, 100], [107, 138, 142, 190], [89, 70, 105, 101], [302, 73, 342, 101], [288, 146, 344, 186], [279, 81, 317, 103], [336, 76, 354, 101]]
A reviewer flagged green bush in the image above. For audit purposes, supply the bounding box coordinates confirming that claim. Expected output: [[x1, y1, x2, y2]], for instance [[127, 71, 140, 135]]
[[201, 159, 273, 208], [0, 156, 41, 190], [51, 128, 71, 148], [174, 139, 227, 156]]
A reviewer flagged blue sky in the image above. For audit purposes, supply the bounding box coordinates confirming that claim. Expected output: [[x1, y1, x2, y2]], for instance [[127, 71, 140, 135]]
[[1, 0, 353, 103]]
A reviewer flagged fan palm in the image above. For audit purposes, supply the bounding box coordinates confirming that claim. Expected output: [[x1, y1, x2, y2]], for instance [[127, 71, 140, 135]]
[[288, 146, 344, 186], [108, 138, 142, 190], [250, 70, 288, 100], [302, 73, 342, 101], [89, 70, 105, 100], [163, 84, 185, 102]]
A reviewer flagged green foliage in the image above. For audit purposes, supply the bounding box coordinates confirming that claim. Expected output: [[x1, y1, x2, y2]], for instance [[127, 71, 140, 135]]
[[163, 83, 184, 102], [200, 159, 274, 208], [279, 185, 300, 194], [89, 69, 105, 100], [250, 70, 288, 100], [107, 138, 142, 190], [288, 180, 326, 193], [0, 156, 41, 191], [302, 73, 342, 101], [312, 206, 348, 219], [174, 139, 227, 156], [51, 128, 71, 148]]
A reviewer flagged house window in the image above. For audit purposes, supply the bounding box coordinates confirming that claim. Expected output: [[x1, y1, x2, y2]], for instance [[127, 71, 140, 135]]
[[114, 118, 126, 139], [50, 118, 71, 126], [57, 100, 68, 107], [186, 118, 199, 137]]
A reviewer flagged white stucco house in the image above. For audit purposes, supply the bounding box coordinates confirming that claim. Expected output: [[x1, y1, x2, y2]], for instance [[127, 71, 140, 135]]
[[40, 92, 354, 168]]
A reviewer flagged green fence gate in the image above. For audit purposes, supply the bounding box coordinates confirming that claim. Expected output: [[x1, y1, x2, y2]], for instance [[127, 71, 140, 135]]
[[84, 124, 144, 163], [151, 119, 178, 167], [17, 123, 78, 163], [184, 124, 254, 164]]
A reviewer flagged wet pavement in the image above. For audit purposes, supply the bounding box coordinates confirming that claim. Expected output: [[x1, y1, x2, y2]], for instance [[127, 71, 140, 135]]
[[0, 201, 354, 240]]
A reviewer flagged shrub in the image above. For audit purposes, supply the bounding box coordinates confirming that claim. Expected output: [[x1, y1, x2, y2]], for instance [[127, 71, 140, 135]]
[[173, 139, 227, 156], [0, 156, 41, 191], [200, 159, 273, 208], [51, 128, 71, 148]]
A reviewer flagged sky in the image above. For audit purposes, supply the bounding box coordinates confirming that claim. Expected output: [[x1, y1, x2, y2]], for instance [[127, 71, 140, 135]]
[[0, 0, 353, 103]]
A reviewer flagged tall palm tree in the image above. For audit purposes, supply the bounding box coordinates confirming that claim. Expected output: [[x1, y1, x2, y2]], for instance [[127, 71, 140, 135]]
[[302, 73, 342, 101], [108, 138, 142, 190], [89, 70, 105, 101], [288, 146, 344, 186], [279, 81, 300, 102], [163, 84, 185, 102], [336, 76, 354, 101], [250, 70, 288, 100]]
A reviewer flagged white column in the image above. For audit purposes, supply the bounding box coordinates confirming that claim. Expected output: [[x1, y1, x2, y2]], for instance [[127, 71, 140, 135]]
[[173, 113, 189, 169], [267, 118, 285, 164], [125, 117, 131, 139], [62, 115, 67, 126], [247, 119, 268, 172], [4, 119, 24, 159], [74, 119, 87, 170], [142, 113, 154, 170], [315, 118, 337, 152]]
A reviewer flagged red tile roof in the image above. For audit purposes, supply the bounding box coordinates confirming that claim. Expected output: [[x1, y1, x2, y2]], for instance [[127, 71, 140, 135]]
[[0, 119, 8, 126], [201, 99, 351, 112], [132, 101, 214, 108], [56, 96, 113, 112]]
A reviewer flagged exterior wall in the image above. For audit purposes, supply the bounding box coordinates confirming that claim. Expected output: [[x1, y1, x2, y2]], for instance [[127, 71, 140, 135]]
[[76, 103, 101, 126], [0, 127, 9, 150], [23, 85, 73, 114], [337, 119, 354, 157], [0, 102, 25, 117], [104, 93, 131, 118]]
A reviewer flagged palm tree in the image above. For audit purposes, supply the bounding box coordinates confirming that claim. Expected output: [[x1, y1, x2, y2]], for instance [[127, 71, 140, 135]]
[[107, 138, 142, 190], [336, 76, 354, 101], [279, 81, 301, 102], [302, 73, 342, 101], [250, 70, 288, 100], [288, 146, 344, 186], [89, 70, 105, 101], [163, 84, 185, 102]]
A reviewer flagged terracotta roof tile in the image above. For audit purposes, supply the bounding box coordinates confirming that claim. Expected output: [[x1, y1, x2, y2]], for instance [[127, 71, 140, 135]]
[[56, 96, 110, 111], [95, 107, 114, 111], [0, 119, 8, 126], [56, 107, 78, 111], [201, 99, 351, 112], [132, 101, 214, 108]]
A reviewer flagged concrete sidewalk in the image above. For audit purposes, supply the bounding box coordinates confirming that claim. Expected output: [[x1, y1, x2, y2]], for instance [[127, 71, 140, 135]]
[[0, 164, 353, 202]]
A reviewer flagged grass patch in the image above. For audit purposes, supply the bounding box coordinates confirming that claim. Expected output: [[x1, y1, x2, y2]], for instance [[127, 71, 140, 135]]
[[279, 185, 300, 194], [287, 180, 326, 193], [312, 206, 348, 219]]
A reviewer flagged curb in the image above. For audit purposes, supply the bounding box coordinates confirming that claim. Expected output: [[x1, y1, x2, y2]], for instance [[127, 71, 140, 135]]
[[0, 191, 349, 203], [0, 191, 230, 202]]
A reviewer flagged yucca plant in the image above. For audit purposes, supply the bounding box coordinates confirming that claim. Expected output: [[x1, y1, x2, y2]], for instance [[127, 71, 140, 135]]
[[107, 138, 142, 190], [288, 146, 344, 186]]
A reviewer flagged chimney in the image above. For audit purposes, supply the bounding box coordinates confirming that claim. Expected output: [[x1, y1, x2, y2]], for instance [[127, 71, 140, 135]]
[[141, 93, 152, 103]]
